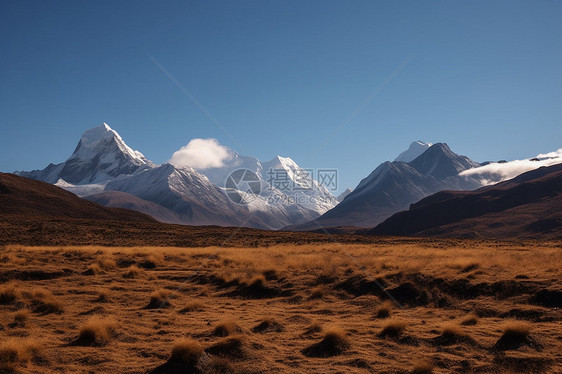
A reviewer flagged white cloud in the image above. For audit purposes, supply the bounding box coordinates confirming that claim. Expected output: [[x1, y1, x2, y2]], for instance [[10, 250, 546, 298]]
[[169, 138, 232, 169], [460, 148, 562, 183]]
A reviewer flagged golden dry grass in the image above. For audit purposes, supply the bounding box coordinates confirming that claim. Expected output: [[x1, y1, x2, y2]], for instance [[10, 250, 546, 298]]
[[169, 338, 204, 366], [375, 300, 394, 318], [0, 283, 19, 305], [213, 320, 243, 337], [76, 316, 119, 346], [503, 320, 531, 337], [411, 360, 434, 374], [379, 319, 408, 338], [461, 312, 479, 326], [0, 240, 560, 373], [0, 339, 38, 371]]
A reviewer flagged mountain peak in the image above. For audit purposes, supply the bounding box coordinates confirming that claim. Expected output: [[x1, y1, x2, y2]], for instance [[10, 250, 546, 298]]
[[29, 123, 156, 185], [409, 143, 479, 178], [337, 188, 353, 202], [394, 141, 432, 162], [79, 123, 119, 147]]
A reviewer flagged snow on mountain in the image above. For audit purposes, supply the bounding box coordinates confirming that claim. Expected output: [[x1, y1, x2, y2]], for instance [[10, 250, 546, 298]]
[[103, 163, 269, 228], [394, 141, 433, 163], [14, 124, 335, 228], [260, 156, 337, 214], [15, 123, 154, 185], [175, 147, 337, 216], [68, 123, 150, 166], [54, 179, 106, 197]]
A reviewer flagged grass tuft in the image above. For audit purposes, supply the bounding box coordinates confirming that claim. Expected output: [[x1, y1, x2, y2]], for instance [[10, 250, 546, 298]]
[[76, 316, 119, 346], [178, 301, 204, 314], [170, 339, 204, 367], [251, 318, 284, 333], [302, 327, 350, 357], [213, 320, 243, 337], [376, 300, 393, 318], [83, 263, 102, 275], [95, 255, 117, 270], [12, 310, 29, 327], [441, 323, 466, 338], [0, 284, 18, 305], [502, 321, 530, 338], [309, 286, 324, 300], [206, 335, 246, 359], [460, 313, 478, 326], [411, 360, 433, 374], [0, 339, 38, 370], [145, 289, 176, 309], [379, 319, 407, 338], [29, 290, 63, 314], [123, 265, 144, 278]]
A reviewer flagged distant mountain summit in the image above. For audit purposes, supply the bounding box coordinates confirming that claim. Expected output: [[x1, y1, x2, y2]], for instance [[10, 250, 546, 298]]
[[337, 188, 353, 202], [192, 151, 336, 216], [286, 142, 482, 230], [394, 141, 432, 163], [408, 143, 479, 179], [15, 123, 153, 185]]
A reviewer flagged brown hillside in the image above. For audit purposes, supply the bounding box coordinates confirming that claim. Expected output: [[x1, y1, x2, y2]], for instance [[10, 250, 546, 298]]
[[0, 173, 155, 222]]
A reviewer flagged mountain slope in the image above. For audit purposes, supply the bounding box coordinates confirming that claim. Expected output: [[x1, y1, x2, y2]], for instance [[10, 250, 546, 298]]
[[103, 163, 270, 228], [15, 123, 153, 185], [369, 163, 562, 239], [337, 188, 353, 202], [83, 191, 183, 224], [0, 172, 154, 222], [286, 143, 481, 230], [170, 149, 336, 228]]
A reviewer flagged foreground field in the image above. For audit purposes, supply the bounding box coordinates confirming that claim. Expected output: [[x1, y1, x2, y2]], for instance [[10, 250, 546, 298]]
[[0, 241, 561, 373]]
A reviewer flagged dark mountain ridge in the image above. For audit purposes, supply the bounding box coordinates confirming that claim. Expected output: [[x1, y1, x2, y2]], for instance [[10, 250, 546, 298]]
[[369, 163, 562, 239]]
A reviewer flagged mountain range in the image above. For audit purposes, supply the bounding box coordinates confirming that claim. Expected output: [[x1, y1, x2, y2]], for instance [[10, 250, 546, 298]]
[[286, 142, 483, 230], [15, 123, 336, 230], [13, 124, 561, 235]]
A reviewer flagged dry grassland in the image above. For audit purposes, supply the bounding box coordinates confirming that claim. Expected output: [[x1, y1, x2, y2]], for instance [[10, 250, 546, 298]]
[[0, 240, 560, 373]]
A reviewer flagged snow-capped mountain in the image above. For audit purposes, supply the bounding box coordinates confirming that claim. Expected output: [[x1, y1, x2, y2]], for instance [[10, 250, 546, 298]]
[[394, 141, 432, 163], [14, 123, 333, 229], [15, 123, 154, 185], [102, 163, 269, 228], [287, 143, 483, 230], [175, 149, 337, 216]]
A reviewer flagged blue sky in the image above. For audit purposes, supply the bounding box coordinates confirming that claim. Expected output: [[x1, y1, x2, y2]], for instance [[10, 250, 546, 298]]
[[1, 1, 561, 192]]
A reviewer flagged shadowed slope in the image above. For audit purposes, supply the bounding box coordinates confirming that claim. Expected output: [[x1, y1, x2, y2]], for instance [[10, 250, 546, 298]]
[[0, 172, 154, 222], [370, 164, 562, 239]]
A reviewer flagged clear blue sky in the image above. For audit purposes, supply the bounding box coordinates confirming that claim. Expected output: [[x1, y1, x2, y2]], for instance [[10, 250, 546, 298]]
[[1, 1, 561, 192]]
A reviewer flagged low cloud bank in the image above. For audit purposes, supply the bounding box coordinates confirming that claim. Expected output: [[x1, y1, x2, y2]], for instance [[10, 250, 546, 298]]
[[460, 148, 562, 183]]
